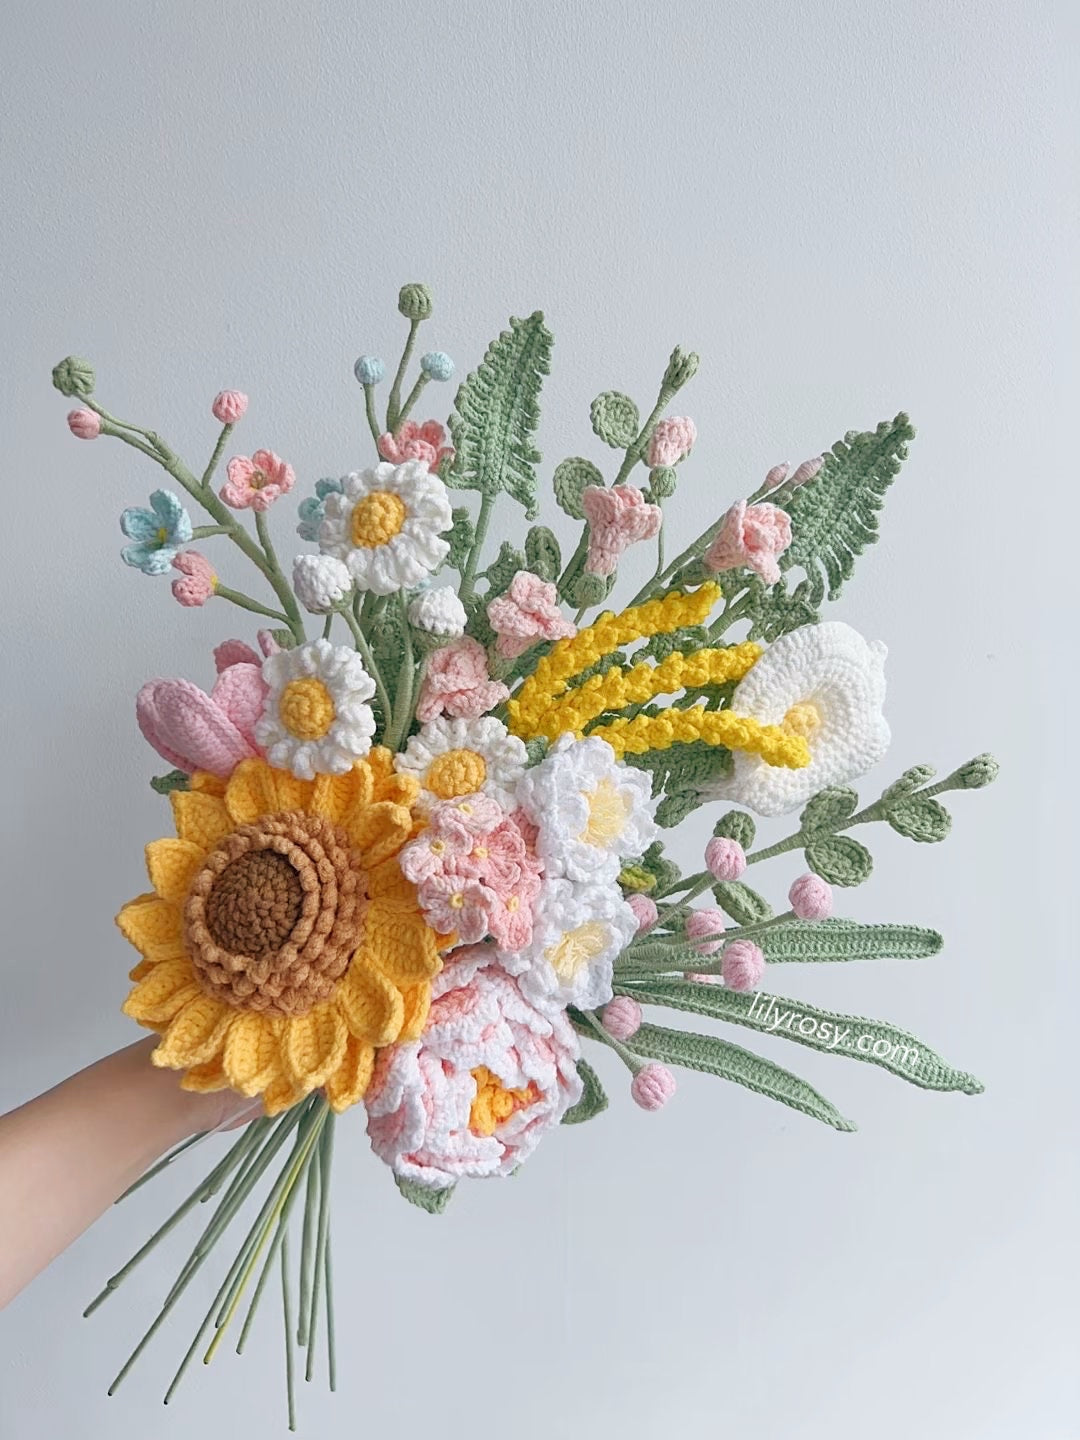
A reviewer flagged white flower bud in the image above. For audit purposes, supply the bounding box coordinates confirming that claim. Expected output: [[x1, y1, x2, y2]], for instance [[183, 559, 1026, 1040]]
[[408, 586, 467, 637], [292, 554, 353, 614]]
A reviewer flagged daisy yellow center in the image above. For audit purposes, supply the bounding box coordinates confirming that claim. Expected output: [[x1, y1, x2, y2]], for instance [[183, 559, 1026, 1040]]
[[468, 1065, 539, 1137], [156, 527, 168, 542], [427, 748, 488, 799], [350, 490, 407, 548], [545, 921, 610, 982], [279, 677, 336, 740], [579, 777, 630, 846], [782, 701, 822, 739]]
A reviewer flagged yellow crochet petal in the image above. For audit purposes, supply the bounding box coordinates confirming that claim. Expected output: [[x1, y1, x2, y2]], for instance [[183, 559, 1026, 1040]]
[[170, 790, 232, 849], [152, 994, 232, 1069], [180, 1056, 230, 1093], [190, 771, 228, 797], [325, 1036, 374, 1113], [346, 801, 413, 868], [262, 1076, 305, 1116], [282, 1005, 348, 1090], [274, 772, 315, 813], [398, 982, 432, 1042], [371, 769, 420, 809], [367, 903, 440, 984], [116, 893, 183, 952], [366, 856, 418, 907], [336, 958, 405, 1047], [145, 838, 205, 905], [122, 956, 200, 1025], [364, 746, 396, 787], [225, 758, 280, 823], [309, 762, 375, 824], [128, 958, 156, 982], [223, 1012, 285, 1096]]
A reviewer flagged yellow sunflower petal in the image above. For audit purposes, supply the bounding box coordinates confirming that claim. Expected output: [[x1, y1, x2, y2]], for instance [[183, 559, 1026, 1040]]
[[128, 958, 156, 982], [262, 1077, 305, 1116], [274, 772, 314, 812], [310, 763, 373, 824], [373, 767, 420, 809], [336, 959, 405, 1046], [153, 995, 232, 1068], [190, 771, 227, 797], [282, 1005, 348, 1090], [116, 894, 182, 951], [223, 1012, 286, 1096], [365, 746, 395, 785], [325, 1036, 374, 1113], [346, 801, 413, 867], [170, 789, 232, 849], [180, 1056, 230, 1093], [122, 956, 200, 1025], [367, 904, 440, 984], [145, 838, 205, 905], [366, 857, 418, 907], [225, 758, 280, 823], [399, 982, 432, 1042]]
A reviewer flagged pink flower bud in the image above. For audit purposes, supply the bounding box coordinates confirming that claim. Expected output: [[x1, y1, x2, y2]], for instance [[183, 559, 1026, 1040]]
[[789, 872, 833, 920], [790, 455, 823, 486], [685, 908, 726, 955], [67, 407, 101, 439], [627, 894, 659, 933], [603, 996, 642, 1042], [763, 461, 790, 490], [647, 416, 697, 468], [171, 551, 217, 608], [212, 389, 249, 424], [631, 1063, 677, 1111], [704, 836, 747, 882], [721, 939, 766, 992]]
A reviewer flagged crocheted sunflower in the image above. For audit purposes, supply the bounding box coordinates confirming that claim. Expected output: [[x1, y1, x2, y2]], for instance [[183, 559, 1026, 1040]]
[[117, 750, 440, 1114]]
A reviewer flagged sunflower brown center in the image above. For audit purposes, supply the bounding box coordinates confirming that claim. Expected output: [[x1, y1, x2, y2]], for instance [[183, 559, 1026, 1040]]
[[184, 811, 366, 1017]]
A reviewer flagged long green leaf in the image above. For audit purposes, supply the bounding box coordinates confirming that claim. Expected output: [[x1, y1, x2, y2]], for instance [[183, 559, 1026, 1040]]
[[757, 919, 944, 963], [629, 1020, 855, 1130], [623, 980, 982, 1095], [446, 311, 553, 518], [562, 1058, 608, 1125]]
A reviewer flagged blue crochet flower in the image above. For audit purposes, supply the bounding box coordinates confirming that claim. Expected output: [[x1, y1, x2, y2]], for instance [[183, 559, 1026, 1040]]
[[296, 477, 345, 542], [120, 490, 193, 574]]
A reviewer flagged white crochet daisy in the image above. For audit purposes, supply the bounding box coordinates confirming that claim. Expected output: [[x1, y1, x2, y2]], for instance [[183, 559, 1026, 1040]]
[[702, 620, 890, 816], [319, 460, 453, 595], [498, 876, 637, 1013], [394, 716, 528, 810], [515, 734, 657, 884], [255, 638, 377, 780]]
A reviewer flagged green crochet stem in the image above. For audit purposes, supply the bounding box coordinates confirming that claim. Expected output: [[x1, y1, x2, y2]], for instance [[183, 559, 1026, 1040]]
[[363, 384, 382, 448], [396, 371, 429, 427], [383, 592, 417, 752], [200, 423, 234, 487], [386, 317, 421, 431], [458, 488, 494, 604], [214, 583, 290, 623], [343, 598, 392, 733], [576, 1006, 644, 1074]]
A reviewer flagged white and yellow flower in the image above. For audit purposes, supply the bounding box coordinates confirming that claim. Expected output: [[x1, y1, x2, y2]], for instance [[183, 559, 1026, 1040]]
[[255, 638, 377, 780], [319, 460, 453, 595], [498, 877, 637, 1013], [702, 621, 890, 815], [393, 716, 528, 810], [515, 734, 657, 883]]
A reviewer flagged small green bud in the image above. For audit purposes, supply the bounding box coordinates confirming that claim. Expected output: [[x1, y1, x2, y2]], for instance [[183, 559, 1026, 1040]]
[[617, 864, 657, 894], [51, 355, 96, 397], [951, 753, 1000, 790], [398, 283, 433, 322], [649, 464, 678, 499], [662, 345, 699, 391], [572, 572, 608, 608]]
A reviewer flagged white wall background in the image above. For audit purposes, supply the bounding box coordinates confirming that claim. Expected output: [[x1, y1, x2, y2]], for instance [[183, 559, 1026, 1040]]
[[1, 2, 1076, 1437]]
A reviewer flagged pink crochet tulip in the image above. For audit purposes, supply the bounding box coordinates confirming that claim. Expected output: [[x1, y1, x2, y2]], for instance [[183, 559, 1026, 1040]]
[[67, 407, 101, 439], [486, 570, 576, 660], [631, 1063, 677, 1111], [705, 836, 747, 882], [136, 646, 268, 777], [603, 995, 642, 1042], [721, 939, 766, 992], [220, 449, 295, 512], [627, 893, 659, 933], [377, 420, 454, 474], [415, 636, 509, 723], [647, 416, 697, 467], [686, 908, 727, 955], [704, 500, 792, 586], [170, 551, 216, 608], [789, 873, 834, 920], [212, 390, 249, 424], [582, 484, 663, 577], [365, 945, 583, 1190]]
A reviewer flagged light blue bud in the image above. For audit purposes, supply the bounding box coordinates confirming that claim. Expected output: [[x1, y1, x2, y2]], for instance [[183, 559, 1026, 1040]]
[[353, 355, 385, 385], [420, 351, 454, 382]]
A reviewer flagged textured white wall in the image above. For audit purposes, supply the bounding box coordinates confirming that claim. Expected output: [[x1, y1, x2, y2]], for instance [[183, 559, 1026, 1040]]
[[1, 2, 1076, 1436]]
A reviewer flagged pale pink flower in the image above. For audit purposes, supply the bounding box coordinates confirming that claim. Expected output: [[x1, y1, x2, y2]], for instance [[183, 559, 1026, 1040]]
[[582, 484, 663, 578], [415, 636, 509, 723], [603, 995, 642, 1041], [135, 644, 268, 777], [631, 1063, 677, 1111], [378, 420, 454, 475], [685, 908, 727, 955], [704, 836, 747, 882], [789, 873, 833, 920], [170, 551, 217, 608], [220, 449, 295, 512], [486, 570, 576, 660], [647, 416, 697, 467], [212, 390, 249, 424], [721, 939, 766, 992], [627, 894, 659, 933], [67, 407, 101, 439], [704, 500, 792, 586], [418, 874, 495, 943], [365, 945, 583, 1190]]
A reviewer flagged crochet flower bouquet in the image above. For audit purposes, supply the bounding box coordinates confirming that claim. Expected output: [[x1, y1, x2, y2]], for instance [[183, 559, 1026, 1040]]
[[54, 284, 996, 1425]]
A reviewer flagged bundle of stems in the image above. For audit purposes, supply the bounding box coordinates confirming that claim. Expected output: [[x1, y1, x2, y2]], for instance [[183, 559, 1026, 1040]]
[[85, 1094, 337, 1431]]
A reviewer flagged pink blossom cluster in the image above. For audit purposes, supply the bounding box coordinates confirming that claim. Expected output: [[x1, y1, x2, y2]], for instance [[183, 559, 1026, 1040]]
[[377, 419, 454, 474]]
